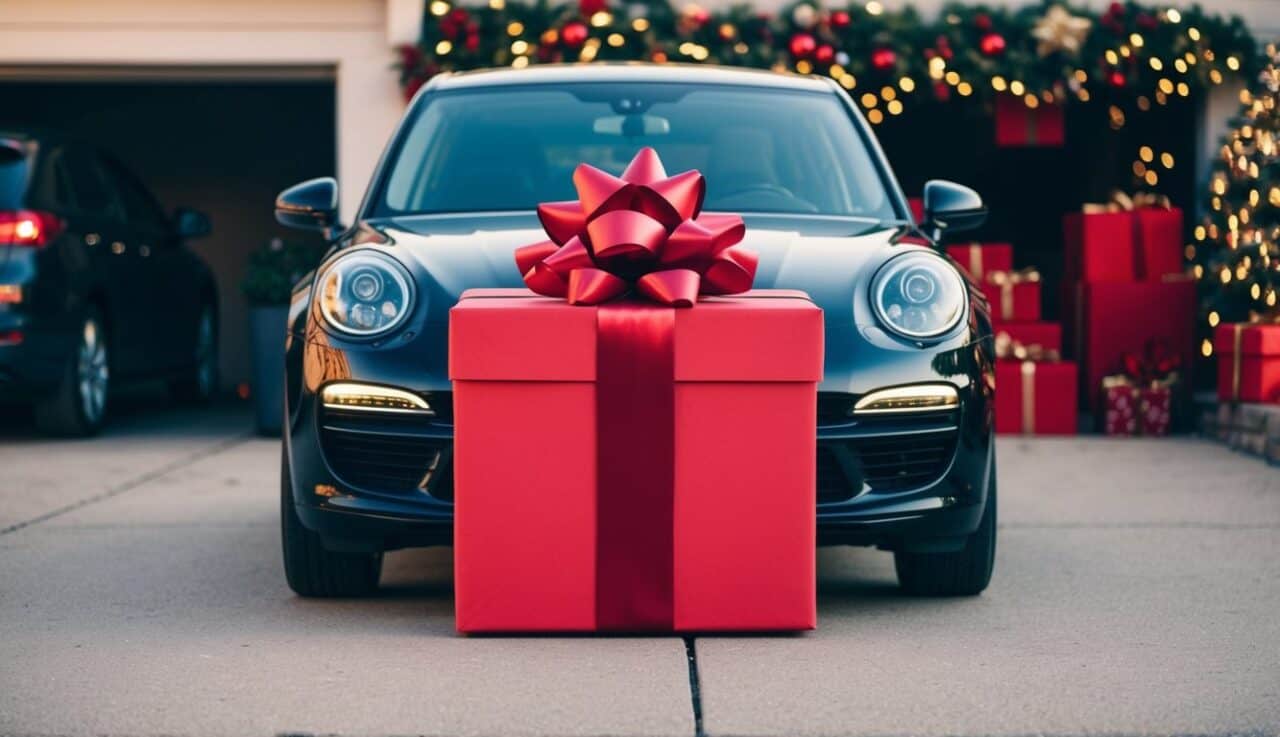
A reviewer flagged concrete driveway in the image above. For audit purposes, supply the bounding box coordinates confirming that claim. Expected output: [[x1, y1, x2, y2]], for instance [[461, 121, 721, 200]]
[[1, 401, 1278, 737]]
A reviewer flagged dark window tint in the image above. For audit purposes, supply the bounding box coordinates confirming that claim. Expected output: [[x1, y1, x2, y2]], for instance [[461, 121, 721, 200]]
[[106, 159, 168, 231], [63, 147, 121, 218], [0, 140, 31, 210]]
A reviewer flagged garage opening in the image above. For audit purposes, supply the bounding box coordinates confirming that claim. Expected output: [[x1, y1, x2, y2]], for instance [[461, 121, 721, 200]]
[[0, 70, 337, 394]]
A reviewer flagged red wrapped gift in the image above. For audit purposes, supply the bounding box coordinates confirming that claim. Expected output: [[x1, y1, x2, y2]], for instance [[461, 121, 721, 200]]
[[946, 242, 1013, 281], [1138, 386, 1172, 435], [449, 148, 823, 633], [1102, 383, 1139, 436], [1216, 322, 1280, 403], [995, 94, 1065, 147], [994, 321, 1061, 355], [982, 269, 1041, 323], [1069, 281, 1196, 413], [1062, 198, 1184, 285], [995, 359, 1077, 434]]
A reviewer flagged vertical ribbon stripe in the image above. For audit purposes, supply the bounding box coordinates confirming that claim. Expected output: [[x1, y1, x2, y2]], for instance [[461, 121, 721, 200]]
[[1020, 360, 1037, 434], [968, 245, 984, 280], [595, 303, 675, 631], [1232, 323, 1244, 402], [1025, 107, 1040, 145], [1001, 283, 1014, 320]]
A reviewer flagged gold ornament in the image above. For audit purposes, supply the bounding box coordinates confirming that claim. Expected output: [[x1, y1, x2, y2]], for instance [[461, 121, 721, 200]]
[[1031, 5, 1092, 58]]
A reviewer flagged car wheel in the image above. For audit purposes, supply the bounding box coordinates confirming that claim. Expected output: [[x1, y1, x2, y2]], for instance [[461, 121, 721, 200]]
[[169, 304, 218, 403], [280, 446, 383, 597], [34, 309, 110, 436], [894, 464, 997, 597]]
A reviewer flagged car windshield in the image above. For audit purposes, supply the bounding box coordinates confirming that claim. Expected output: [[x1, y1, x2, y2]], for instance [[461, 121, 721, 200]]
[[375, 82, 899, 220]]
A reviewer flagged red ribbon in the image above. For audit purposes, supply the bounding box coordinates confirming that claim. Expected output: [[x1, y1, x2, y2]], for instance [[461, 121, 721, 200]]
[[514, 147, 758, 307]]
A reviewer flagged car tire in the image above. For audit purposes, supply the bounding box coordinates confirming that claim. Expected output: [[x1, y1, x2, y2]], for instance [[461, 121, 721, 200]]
[[280, 447, 383, 597], [34, 309, 110, 437], [894, 465, 996, 597], [169, 304, 218, 404]]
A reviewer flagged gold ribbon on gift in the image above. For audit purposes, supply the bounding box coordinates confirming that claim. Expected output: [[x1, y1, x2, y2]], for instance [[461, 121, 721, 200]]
[[1020, 360, 1037, 434], [1080, 190, 1172, 214], [986, 268, 1040, 320], [1226, 312, 1280, 402], [966, 243, 984, 280]]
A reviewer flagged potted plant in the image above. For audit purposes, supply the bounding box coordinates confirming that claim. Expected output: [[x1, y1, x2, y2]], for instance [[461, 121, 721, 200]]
[[242, 237, 326, 435]]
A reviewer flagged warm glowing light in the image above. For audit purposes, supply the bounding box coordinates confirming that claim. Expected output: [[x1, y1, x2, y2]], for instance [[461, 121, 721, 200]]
[[488, 0, 504, 8], [899, 77, 916, 92], [944, 71, 960, 86], [1201, 339, 1213, 357], [887, 100, 904, 115], [507, 21, 524, 35], [795, 59, 812, 73], [607, 33, 624, 47], [1161, 152, 1174, 168], [1139, 146, 1154, 162], [1149, 58, 1163, 71], [867, 109, 884, 124], [429, 0, 450, 15], [510, 40, 529, 54], [1166, 8, 1181, 23], [1129, 33, 1144, 48], [1208, 311, 1220, 327], [881, 86, 896, 101], [957, 82, 973, 96], [860, 93, 878, 108], [1188, 27, 1201, 41], [865, 1, 883, 16], [435, 40, 452, 54], [1226, 56, 1240, 71], [1009, 80, 1025, 96], [590, 11, 612, 27], [632, 18, 650, 32], [991, 76, 1007, 92]]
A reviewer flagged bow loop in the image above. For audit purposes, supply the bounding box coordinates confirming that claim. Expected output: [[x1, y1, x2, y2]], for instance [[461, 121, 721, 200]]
[[518, 148, 755, 307]]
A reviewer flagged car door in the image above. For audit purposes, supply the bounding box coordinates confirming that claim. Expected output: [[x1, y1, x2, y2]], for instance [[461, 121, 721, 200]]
[[61, 146, 151, 377], [104, 157, 196, 372]]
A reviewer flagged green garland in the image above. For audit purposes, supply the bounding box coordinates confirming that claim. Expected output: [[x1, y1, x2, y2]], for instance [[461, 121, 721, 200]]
[[1193, 42, 1280, 356], [395, 0, 1257, 115]]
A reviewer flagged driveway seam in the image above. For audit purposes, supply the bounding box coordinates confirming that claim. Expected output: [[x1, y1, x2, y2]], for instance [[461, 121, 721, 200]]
[[0, 433, 252, 537], [683, 636, 704, 737], [1000, 522, 1280, 530]]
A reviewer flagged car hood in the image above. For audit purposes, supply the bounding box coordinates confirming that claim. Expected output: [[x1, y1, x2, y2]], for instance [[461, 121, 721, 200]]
[[342, 212, 980, 394]]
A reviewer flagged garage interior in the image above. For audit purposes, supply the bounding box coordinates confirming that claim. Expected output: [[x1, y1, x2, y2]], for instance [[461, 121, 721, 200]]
[[0, 69, 336, 394]]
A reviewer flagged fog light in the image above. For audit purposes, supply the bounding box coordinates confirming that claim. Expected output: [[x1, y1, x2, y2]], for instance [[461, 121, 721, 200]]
[[321, 382, 433, 414], [852, 384, 958, 415]]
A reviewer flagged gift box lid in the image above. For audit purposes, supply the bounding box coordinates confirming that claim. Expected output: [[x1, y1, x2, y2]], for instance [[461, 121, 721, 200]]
[[450, 288, 824, 382], [1214, 322, 1280, 357]]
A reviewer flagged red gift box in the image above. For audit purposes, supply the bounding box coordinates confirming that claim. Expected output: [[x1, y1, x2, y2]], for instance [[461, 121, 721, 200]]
[[1069, 281, 1196, 413], [1216, 323, 1280, 403], [994, 321, 1061, 354], [946, 242, 1013, 282], [995, 94, 1065, 147], [1062, 207, 1184, 285], [1138, 386, 1172, 435], [995, 359, 1077, 434], [982, 274, 1041, 323], [1102, 384, 1139, 436], [450, 289, 823, 633]]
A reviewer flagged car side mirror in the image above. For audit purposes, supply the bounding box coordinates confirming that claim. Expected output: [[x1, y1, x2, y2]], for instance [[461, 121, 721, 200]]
[[275, 177, 339, 232], [174, 208, 212, 239], [921, 180, 987, 240]]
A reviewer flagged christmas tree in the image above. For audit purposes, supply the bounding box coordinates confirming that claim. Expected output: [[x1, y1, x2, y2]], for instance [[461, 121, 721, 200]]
[[1194, 42, 1280, 362]]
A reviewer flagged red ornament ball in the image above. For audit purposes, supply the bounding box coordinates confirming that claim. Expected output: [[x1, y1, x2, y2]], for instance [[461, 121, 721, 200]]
[[814, 44, 834, 63], [561, 21, 589, 48], [789, 32, 816, 58], [830, 10, 850, 28], [1108, 2, 1125, 17], [973, 13, 993, 31], [979, 32, 1006, 56], [579, 0, 609, 16], [1108, 69, 1127, 87], [870, 47, 897, 71]]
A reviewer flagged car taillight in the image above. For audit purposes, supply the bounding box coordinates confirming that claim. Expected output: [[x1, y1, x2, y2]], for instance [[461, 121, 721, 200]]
[[0, 210, 64, 247]]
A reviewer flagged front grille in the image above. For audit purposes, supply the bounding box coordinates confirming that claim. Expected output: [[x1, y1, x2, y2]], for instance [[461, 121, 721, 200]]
[[319, 391, 955, 505], [319, 406, 454, 498], [816, 410, 959, 503]]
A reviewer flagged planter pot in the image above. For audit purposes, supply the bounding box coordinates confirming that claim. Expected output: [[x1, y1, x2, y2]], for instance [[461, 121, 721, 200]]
[[248, 305, 289, 436]]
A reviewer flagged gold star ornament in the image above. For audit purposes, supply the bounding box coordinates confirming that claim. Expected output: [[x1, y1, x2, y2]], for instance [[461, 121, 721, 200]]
[[1032, 5, 1092, 58]]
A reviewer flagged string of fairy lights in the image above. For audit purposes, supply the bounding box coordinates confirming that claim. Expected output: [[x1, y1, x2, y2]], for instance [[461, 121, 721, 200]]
[[397, 0, 1256, 128], [1193, 43, 1280, 358]]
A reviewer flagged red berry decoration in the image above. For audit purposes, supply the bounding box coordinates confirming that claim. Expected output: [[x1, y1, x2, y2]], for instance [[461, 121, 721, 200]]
[[933, 81, 951, 101], [1136, 12, 1157, 30], [562, 21, 589, 48], [1108, 69, 1127, 87], [979, 32, 1006, 57], [870, 47, 897, 71], [789, 32, 817, 59], [465, 32, 480, 51], [830, 10, 850, 28], [973, 13, 992, 31], [815, 44, 834, 63], [1108, 2, 1124, 17], [579, 0, 609, 16]]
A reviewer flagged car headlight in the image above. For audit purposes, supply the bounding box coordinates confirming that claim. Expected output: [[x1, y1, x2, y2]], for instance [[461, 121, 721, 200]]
[[316, 251, 415, 337], [870, 252, 966, 339]]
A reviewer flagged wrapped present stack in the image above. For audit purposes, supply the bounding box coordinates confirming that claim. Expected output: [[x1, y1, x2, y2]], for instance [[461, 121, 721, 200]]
[[1204, 318, 1280, 463], [1060, 193, 1196, 430], [945, 242, 1077, 435]]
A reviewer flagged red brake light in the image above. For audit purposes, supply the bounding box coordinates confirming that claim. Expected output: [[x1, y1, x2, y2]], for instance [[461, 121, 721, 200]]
[[0, 210, 64, 247]]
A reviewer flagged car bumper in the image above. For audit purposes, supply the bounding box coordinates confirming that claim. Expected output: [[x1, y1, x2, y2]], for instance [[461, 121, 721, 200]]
[[285, 370, 994, 554], [0, 310, 76, 401]]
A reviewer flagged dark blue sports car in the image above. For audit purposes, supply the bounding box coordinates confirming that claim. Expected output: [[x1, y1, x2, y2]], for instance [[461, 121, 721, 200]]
[[275, 65, 997, 598]]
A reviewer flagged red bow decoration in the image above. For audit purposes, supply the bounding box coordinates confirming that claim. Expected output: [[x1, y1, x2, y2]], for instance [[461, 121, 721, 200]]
[[514, 147, 758, 307], [1119, 338, 1182, 387]]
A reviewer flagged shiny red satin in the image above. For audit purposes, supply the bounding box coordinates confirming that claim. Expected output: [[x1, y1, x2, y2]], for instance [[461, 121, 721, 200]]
[[514, 148, 758, 307]]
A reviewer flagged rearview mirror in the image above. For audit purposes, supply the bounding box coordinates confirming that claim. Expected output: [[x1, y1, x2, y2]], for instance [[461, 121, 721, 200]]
[[275, 177, 339, 232], [921, 180, 986, 240], [173, 208, 211, 239]]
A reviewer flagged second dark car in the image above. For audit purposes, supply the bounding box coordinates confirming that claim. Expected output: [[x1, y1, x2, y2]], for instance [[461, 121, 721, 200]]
[[276, 65, 998, 599], [0, 132, 218, 435]]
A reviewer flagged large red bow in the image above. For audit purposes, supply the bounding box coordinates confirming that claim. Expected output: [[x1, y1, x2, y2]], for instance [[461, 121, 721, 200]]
[[514, 147, 758, 307]]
